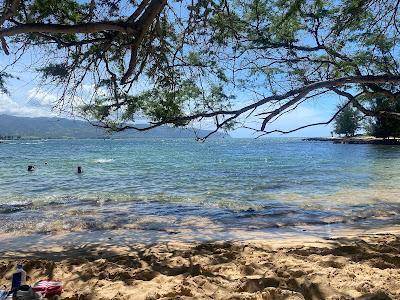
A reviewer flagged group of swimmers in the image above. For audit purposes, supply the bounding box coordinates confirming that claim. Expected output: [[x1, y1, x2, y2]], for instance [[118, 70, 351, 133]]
[[27, 165, 83, 173]]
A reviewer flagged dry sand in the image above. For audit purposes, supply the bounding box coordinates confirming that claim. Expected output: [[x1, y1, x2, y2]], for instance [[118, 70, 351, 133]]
[[1, 234, 399, 300]]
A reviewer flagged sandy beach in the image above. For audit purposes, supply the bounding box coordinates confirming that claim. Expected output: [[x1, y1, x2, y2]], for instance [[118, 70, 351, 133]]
[[1, 233, 399, 300]]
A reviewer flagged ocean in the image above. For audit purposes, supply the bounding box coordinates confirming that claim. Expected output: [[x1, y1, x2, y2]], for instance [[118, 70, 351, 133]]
[[1, 138, 400, 243]]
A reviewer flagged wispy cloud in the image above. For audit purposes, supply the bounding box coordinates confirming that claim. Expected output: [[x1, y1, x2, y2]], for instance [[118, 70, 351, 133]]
[[0, 92, 56, 117], [27, 87, 59, 107]]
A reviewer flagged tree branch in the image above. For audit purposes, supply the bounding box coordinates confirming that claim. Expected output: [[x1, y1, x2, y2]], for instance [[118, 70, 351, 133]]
[[331, 88, 400, 120], [0, 0, 20, 26], [255, 98, 353, 137], [0, 21, 138, 37], [96, 74, 400, 132], [121, 0, 167, 83]]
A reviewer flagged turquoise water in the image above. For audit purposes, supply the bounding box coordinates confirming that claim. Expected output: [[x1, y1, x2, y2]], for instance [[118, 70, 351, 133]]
[[1, 138, 400, 239]]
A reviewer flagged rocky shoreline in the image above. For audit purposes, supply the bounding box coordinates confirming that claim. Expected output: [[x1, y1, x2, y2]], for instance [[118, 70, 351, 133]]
[[303, 137, 400, 145]]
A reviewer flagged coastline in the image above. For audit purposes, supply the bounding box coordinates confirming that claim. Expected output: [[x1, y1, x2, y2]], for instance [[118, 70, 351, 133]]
[[303, 136, 400, 145], [1, 231, 399, 299]]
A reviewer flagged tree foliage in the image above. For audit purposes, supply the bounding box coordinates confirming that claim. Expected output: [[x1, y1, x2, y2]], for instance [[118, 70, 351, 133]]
[[369, 97, 400, 138], [334, 103, 360, 137], [1, 0, 400, 138]]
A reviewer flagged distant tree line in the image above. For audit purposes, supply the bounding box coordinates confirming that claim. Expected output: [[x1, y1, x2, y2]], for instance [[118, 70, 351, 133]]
[[0, 135, 21, 140], [334, 97, 400, 139]]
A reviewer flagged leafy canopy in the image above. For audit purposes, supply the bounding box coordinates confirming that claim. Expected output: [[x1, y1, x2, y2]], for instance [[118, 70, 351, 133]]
[[1, 0, 400, 138], [369, 97, 400, 138], [334, 103, 360, 137]]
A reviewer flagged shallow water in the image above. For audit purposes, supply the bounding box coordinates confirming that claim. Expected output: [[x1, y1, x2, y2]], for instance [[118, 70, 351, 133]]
[[1, 138, 400, 240]]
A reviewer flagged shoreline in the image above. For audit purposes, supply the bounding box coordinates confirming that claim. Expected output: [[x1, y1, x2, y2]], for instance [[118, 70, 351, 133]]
[[303, 136, 400, 145], [1, 231, 399, 299], [2, 224, 400, 252]]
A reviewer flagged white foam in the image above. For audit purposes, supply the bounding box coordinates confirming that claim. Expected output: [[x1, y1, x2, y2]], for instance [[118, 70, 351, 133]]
[[93, 158, 114, 163]]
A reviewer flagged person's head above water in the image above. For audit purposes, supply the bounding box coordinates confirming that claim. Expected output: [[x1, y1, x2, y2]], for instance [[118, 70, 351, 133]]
[[77, 166, 82, 174], [27, 165, 34, 171]]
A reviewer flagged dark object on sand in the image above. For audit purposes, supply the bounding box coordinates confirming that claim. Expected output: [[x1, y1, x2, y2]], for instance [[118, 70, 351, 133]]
[[27, 165, 34, 172], [77, 166, 82, 174], [12, 285, 41, 300], [12, 264, 26, 290]]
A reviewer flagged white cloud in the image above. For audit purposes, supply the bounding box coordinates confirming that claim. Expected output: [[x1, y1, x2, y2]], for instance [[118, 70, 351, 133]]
[[26, 87, 86, 114], [81, 84, 107, 98], [27, 88, 59, 107], [0, 92, 56, 117]]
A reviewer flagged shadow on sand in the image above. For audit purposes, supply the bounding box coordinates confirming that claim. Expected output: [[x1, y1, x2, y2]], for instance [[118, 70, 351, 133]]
[[1, 233, 399, 300]]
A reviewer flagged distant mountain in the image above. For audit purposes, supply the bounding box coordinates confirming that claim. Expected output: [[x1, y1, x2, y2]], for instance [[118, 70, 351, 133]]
[[0, 115, 229, 139]]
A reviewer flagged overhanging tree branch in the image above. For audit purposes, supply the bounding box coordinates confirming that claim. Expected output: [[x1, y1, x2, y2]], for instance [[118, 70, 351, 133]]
[[0, 21, 138, 37], [331, 88, 400, 120], [0, 0, 20, 26], [1, 0, 400, 139], [254, 98, 354, 137], [94, 75, 400, 132], [121, 0, 167, 83]]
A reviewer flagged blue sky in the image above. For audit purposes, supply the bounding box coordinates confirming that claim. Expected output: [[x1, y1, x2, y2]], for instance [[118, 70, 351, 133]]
[[0, 53, 343, 138]]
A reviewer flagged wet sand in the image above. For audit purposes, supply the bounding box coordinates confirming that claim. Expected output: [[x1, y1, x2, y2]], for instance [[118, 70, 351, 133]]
[[1, 233, 399, 299]]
